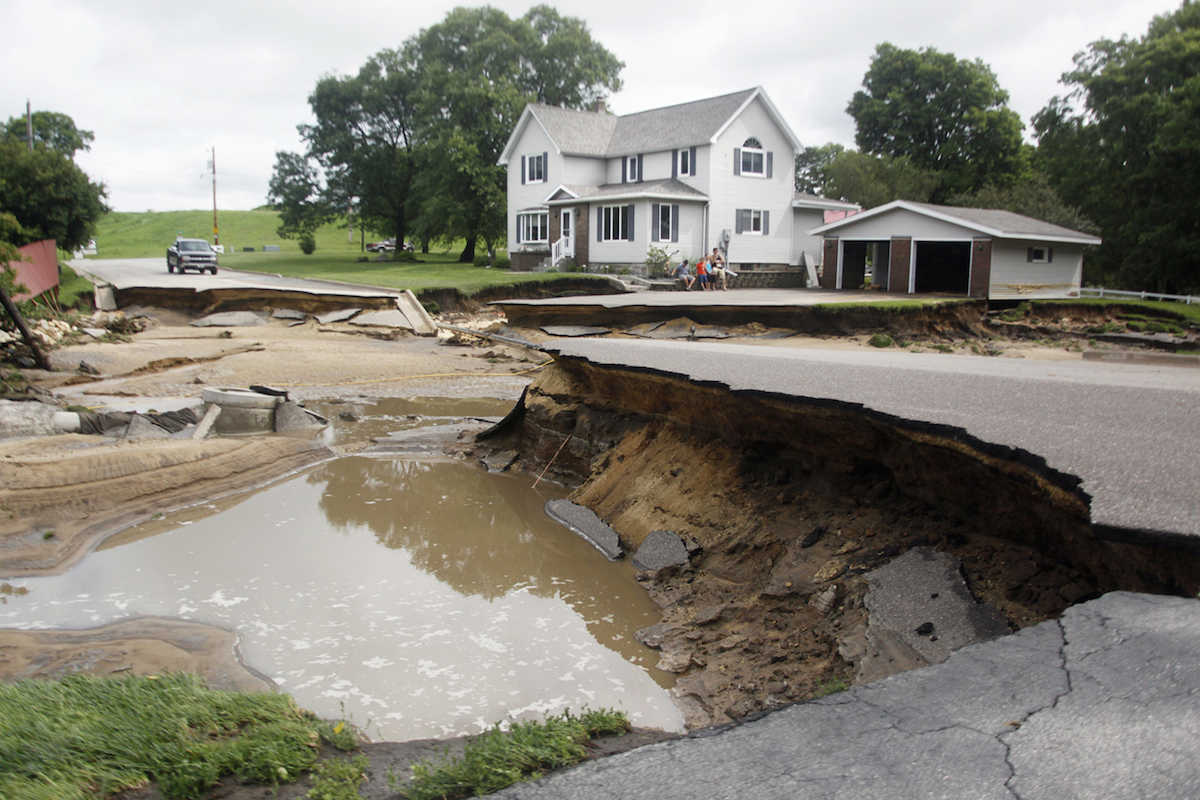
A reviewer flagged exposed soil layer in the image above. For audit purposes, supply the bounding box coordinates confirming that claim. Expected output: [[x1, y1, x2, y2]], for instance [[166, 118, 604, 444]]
[[418, 276, 621, 314], [473, 358, 1200, 728]]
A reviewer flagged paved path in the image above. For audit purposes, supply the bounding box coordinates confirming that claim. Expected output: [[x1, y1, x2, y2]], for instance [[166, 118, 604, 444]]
[[72, 257, 402, 300], [497, 287, 897, 308], [496, 592, 1200, 799], [544, 338, 1200, 539]]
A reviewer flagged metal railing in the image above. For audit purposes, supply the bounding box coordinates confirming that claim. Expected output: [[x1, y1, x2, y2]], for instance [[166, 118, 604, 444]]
[[1080, 287, 1196, 305]]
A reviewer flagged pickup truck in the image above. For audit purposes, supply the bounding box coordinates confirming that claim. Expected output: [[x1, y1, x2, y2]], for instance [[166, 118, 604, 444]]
[[167, 238, 219, 274]]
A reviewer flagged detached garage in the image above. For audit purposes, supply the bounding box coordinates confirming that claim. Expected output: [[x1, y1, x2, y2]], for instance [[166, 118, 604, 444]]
[[810, 201, 1101, 299]]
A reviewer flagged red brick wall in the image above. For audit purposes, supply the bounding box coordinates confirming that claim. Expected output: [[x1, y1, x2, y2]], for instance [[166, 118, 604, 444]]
[[820, 238, 838, 289], [7, 239, 59, 301], [969, 239, 992, 298], [888, 237, 912, 293]]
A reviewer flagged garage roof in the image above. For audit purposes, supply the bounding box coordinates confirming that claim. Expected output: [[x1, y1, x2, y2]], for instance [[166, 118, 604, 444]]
[[810, 200, 1102, 246]]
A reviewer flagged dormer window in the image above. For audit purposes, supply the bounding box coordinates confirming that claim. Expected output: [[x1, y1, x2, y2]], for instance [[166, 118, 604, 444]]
[[740, 137, 765, 176]]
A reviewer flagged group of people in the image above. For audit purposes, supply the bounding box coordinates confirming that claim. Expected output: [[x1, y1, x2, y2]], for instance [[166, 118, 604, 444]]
[[674, 248, 734, 291]]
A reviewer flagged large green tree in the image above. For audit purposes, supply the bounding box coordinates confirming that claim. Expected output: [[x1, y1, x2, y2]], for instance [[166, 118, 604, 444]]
[[821, 150, 940, 209], [3, 110, 94, 158], [1034, 2, 1200, 293], [847, 43, 1024, 199], [0, 138, 108, 252], [793, 143, 844, 196], [406, 5, 622, 261]]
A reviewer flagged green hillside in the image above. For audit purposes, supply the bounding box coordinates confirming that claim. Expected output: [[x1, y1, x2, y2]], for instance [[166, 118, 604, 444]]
[[88, 210, 384, 259]]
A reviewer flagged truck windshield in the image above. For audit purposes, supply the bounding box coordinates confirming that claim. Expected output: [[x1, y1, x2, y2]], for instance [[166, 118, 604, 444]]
[[179, 241, 210, 252]]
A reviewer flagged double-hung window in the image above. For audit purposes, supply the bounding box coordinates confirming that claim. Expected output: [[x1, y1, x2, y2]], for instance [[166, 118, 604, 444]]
[[652, 203, 679, 243], [516, 211, 548, 244], [600, 205, 633, 241], [526, 153, 545, 183], [735, 208, 769, 235]]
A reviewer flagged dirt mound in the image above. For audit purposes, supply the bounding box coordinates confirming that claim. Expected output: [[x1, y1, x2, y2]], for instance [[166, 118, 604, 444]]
[[0, 434, 332, 576]]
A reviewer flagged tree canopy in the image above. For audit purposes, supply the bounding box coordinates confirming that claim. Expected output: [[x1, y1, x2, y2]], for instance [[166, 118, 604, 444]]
[[1034, 1, 1200, 293], [0, 136, 108, 252], [270, 4, 622, 261], [3, 111, 95, 158], [847, 43, 1024, 199]]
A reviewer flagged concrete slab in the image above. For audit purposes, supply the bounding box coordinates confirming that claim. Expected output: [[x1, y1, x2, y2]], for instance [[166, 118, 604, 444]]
[[274, 401, 325, 432], [544, 499, 623, 560], [494, 592, 1200, 799], [350, 309, 413, 329], [316, 308, 362, 324], [190, 311, 267, 327], [632, 530, 689, 572], [271, 308, 307, 320]]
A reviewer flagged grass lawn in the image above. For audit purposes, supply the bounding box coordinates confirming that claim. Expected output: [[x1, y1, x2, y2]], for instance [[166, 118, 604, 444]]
[[814, 298, 971, 312], [1031, 297, 1200, 326], [220, 250, 606, 296]]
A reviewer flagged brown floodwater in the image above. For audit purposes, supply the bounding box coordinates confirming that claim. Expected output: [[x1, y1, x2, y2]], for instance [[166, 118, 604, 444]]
[[0, 449, 684, 739]]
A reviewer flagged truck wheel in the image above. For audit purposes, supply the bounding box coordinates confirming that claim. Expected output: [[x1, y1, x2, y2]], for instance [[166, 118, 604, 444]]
[[210, 266, 218, 275], [167, 261, 174, 273]]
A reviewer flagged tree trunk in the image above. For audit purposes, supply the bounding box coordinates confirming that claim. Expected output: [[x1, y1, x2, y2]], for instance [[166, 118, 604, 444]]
[[458, 234, 477, 263], [0, 285, 51, 371], [420, 236, 430, 254]]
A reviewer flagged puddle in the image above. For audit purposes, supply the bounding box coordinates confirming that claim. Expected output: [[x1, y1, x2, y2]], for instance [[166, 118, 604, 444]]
[[0, 456, 684, 739], [312, 395, 515, 442]]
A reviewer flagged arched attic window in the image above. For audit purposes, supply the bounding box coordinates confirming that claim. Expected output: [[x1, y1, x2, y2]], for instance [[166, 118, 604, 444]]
[[736, 136, 770, 177]]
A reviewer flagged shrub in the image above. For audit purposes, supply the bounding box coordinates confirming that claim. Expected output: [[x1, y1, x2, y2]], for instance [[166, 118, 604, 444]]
[[868, 333, 893, 348], [473, 253, 489, 267], [493, 254, 511, 269], [644, 244, 672, 278], [299, 232, 316, 255], [558, 256, 578, 272]]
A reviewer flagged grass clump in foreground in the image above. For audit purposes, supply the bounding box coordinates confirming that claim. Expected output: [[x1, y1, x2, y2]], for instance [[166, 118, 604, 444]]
[[0, 673, 348, 800], [399, 709, 630, 800]]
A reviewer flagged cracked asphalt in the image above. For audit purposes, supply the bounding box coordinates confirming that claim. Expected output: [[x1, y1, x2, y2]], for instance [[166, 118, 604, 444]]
[[495, 592, 1200, 799], [542, 338, 1200, 539]]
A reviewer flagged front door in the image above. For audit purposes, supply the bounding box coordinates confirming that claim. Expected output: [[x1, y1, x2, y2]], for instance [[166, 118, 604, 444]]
[[561, 210, 574, 258]]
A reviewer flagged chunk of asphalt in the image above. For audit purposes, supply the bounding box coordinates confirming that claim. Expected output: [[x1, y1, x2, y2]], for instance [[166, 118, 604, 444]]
[[315, 307, 361, 324], [544, 498, 622, 560], [632, 530, 689, 571], [190, 311, 267, 327], [540, 325, 612, 337], [857, 547, 1009, 683], [271, 308, 307, 320], [481, 449, 519, 473]]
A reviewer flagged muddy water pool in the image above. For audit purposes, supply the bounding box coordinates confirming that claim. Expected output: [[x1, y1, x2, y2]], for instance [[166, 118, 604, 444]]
[[0, 448, 684, 739]]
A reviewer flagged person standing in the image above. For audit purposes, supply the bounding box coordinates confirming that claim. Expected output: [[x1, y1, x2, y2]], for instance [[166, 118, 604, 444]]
[[695, 255, 710, 290]]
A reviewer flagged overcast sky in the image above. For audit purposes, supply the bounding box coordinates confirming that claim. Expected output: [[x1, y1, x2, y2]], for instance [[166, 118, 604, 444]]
[[4, 0, 1166, 212]]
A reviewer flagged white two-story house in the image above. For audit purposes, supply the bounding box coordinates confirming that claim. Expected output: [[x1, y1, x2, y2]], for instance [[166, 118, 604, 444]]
[[498, 87, 858, 274]]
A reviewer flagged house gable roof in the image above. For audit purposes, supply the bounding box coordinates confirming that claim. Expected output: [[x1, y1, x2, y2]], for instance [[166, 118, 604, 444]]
[[499, 87, 800, 164], [809, 200, 1102, 245]]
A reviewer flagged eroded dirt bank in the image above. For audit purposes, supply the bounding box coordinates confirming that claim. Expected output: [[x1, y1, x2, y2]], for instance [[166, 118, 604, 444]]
[[473, 357, 1200, 728]]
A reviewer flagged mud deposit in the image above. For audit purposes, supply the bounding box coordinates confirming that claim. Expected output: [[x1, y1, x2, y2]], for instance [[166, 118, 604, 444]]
[[0, 456, 684, 739], [476, 358, 1200, 729]]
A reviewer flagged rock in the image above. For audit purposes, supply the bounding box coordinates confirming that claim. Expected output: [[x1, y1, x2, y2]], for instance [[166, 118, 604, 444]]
[[16, 356, 35, 369], [544, 499, 622, 560], [632, 530, 690, 572], [835, 539, 861, 555], [82, 327, 106, 339], [315, 308, 361, 324], [810, 585, 839, 614], [915, 622, 935, 636], [190, 311, 267, 327], [288, 320, 306, 327], [765, 680, 788, 695], [813, 559, 846, 582], [800, 525, 826, 548], [274, 401, 325, 432], [338, 411, 359, 422], [482, 449, 518, 473], [656, 647, 693, 673], [271, 308, 307, 320], [124, 414, 171, 441], [77, 360, 100, 375], [716, 634, 747, 652], [693, 604, 725, 625], [635, 622, 685, 649]]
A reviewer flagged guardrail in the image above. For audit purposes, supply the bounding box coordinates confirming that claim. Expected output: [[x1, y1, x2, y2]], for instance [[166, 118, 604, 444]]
[[1080, 287, 1196, 305]]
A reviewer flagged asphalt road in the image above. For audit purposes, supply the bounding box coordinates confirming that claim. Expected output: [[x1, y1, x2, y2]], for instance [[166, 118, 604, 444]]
[[545, 338, 1200, 539], [72, 257, 401, 299]]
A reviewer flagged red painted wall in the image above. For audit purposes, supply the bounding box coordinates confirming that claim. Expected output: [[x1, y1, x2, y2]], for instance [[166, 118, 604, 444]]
[[6, 239, 59, 301]]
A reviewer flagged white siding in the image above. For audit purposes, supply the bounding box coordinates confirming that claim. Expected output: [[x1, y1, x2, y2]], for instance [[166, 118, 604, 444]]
[[506, 121, 559, 252], [560, 155, 604, 187], [989, 241, 1084, 300], [709, 97, 796, 264], [823, 208, 978, 241], [642, 151, 673, 182], [791, 208, 826, 266]]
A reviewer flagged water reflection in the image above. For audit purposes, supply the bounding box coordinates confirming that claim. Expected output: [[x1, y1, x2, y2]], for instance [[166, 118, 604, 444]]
[[0, 458, 683, 739]]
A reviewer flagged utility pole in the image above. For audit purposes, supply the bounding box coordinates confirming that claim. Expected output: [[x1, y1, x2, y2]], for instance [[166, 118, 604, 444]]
[[25, 100, 33, 151], [210, 146, 219, 246]]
